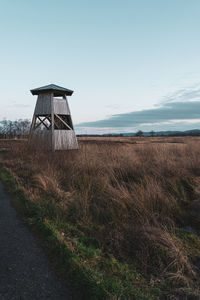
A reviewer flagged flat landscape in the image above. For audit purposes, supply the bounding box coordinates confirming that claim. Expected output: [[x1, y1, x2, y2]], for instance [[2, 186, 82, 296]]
[[1, 137, 200, 299]]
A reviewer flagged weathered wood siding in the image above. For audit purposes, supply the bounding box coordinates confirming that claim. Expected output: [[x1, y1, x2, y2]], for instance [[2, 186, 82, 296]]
[[54, 130, 78, 150], [31, 130, 52, 150], [30, 93, 78, 151], [34, 93, 52, 115], [53, 98, 70, 114]]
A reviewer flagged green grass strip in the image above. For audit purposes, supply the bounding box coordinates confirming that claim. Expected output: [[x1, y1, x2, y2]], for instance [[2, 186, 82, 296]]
[[0, 163, 160, 300], [0, 164, 109, 299]]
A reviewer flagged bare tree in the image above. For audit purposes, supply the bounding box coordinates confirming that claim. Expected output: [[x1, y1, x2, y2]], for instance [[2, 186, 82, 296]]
[[135, 130, 143, 137], [0, 119, 31, 139], [150, 130, 155, 137]]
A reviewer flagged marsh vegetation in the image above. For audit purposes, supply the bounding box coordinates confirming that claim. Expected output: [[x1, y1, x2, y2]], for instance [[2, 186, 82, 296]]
[[1, 137, 200, 299]]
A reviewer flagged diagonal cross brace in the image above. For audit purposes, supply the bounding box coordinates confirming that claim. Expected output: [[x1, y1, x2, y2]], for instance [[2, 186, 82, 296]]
[[35, 116, 51, 130], [55, 114, 72, 130]]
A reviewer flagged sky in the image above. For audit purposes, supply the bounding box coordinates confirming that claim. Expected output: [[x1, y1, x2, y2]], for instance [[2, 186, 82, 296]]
[[1, 0, 200, 133]]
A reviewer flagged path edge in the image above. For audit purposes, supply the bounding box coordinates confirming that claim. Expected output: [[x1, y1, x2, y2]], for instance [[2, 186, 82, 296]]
[[0, 163, 108, 300]]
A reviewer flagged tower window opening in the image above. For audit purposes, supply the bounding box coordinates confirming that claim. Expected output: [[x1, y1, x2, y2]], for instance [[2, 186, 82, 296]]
[[34, 114, 51, 130], [54, 114, 73, 130]]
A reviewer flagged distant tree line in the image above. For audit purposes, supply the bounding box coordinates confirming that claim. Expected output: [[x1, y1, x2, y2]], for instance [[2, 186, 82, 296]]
[[77, 131, 148, 137], [76, 133, 124, 137], [1, 119, 200, 139], [77, 129, 200, 137], [0, 119, 31, 139]]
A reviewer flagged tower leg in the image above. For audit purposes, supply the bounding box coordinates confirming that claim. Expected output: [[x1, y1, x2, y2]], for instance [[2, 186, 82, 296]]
[[50, 93, 55, 151], [29, 114, 36, 143]]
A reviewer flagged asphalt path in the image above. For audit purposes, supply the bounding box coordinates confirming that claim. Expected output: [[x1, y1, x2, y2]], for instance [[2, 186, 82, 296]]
[[0, 181, 73, 300]]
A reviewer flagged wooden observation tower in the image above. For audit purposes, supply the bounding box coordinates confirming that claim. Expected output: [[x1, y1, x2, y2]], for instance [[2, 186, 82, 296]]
[[29, 84, 78, 150]]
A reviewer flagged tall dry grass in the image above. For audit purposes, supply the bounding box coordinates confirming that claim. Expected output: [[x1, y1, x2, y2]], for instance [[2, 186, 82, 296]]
[[3, 137, 200, 290]]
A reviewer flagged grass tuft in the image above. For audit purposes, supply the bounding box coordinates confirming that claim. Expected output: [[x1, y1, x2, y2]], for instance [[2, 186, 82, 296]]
[[1, 137, 200, 298]]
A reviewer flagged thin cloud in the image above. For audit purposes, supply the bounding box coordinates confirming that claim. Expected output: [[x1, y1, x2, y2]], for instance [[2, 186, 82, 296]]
[[77, 85, 200, 129], [162, 84, 200, 103]]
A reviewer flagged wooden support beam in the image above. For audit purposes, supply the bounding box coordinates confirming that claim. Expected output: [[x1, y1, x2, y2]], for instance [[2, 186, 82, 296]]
[[37, 116, 50, 130], [28, 114, 36, 143], [51, 93, 55, 151], [55, 114, 72, 130], [34, 120, 43, 130], [45, 115, 52, 129]]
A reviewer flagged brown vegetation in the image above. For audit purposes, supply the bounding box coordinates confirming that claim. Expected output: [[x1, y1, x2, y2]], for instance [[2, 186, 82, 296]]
[[1, 137, 200, 298]]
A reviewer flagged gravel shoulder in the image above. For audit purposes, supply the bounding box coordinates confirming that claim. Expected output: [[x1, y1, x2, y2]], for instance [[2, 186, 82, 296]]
[[0, 181, 73, 300]]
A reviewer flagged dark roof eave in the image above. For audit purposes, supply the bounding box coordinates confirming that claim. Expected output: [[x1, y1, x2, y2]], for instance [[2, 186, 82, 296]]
[[30, 89, 73, 96], [30, 84, 74, 96]]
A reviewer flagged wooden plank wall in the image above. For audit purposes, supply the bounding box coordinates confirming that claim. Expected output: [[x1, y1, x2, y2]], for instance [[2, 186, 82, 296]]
[[53, 98, 70, 114], [31, 93, 78, 151], [54, 130, 78, 150], [34, 93, 52, 115], [31, 130, 52, 150]]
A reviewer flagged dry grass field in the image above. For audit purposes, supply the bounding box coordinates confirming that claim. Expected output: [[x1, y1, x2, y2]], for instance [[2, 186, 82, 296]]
[[1, 137, 200, 299]]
